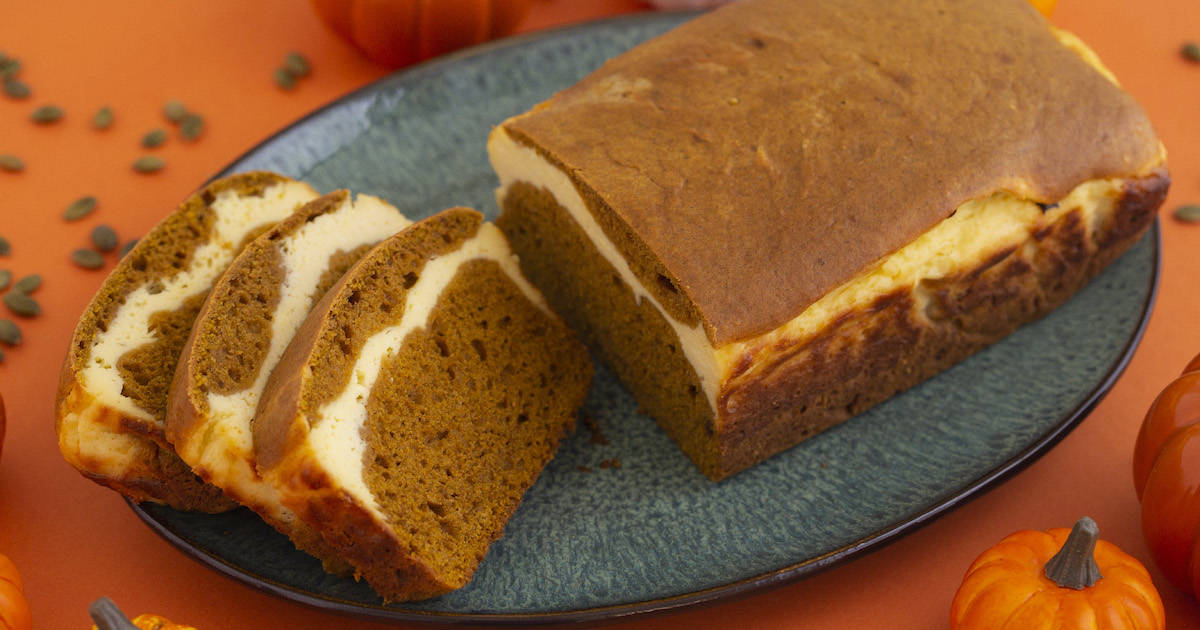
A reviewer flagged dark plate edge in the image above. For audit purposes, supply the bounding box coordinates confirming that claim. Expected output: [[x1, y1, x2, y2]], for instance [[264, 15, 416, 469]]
[[125, 8, 1166, 624]]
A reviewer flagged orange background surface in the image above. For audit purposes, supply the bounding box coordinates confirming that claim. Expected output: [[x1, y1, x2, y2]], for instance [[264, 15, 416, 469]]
[[2, 0, 1199, 628]]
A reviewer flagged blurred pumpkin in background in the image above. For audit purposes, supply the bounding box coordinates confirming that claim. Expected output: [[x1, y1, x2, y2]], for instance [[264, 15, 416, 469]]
[[311, 0, 535, 68]]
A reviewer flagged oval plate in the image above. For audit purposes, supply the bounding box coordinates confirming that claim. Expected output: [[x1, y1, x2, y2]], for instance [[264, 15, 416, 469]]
[[129, 11, 1161, 626]]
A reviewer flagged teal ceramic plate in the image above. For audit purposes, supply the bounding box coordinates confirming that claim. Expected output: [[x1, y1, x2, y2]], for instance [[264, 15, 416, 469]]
[[129, 12, 1161, 626]]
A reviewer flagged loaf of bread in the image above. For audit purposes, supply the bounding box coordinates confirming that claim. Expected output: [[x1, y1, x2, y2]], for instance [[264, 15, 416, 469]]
[[253, 207, 592, 600], [57, 172, 319, 510], [488, 0, 1169, 480], [165, 190, 410, 568]]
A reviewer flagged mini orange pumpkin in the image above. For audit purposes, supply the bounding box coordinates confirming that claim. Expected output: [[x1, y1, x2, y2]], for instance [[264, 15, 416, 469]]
[[311, 0, 534, 68], [89, 597, 196, 630], [1133, 351, 1200, 594], [950, 517, 1164, 629], [0, 552, 32, 630]]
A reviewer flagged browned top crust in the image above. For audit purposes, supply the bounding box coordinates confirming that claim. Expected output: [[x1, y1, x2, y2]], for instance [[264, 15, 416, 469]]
[[503, 0, 1163, 344]]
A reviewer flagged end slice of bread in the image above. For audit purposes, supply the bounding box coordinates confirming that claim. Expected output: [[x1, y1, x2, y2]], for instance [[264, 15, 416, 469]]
[[56, 171, 319, 511]]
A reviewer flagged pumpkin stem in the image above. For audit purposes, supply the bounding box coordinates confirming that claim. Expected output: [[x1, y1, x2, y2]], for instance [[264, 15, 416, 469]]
[[89, 597, 139, 630], [1044, 516, 1104, 589]]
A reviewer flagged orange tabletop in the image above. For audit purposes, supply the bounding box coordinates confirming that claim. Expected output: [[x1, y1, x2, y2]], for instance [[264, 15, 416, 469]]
[[2, 1, 1199, 628]]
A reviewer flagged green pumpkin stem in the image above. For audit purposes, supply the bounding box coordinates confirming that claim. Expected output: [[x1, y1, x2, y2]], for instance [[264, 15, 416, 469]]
[[1044, 516, 1104, 589], [88, 597, 139, 630]]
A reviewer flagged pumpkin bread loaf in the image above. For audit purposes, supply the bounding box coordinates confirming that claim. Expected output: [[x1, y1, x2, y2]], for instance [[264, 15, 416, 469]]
[[253, 207, 592, 601], [165, 190, 410, 566], [56, 172, 319, 511], [488, 0, 1169, 480]]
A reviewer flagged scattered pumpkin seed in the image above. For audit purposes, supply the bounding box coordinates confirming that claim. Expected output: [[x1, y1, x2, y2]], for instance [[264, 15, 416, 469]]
[[164, 100, 187, 123], [1184, 42, 1200, 63], [3, 77, 29, 99], [12, 274, 40, 294], [1174, 204, 1200, 223], [132, 155, 165, 173], [0, 270, 9, 291], [3, 291, 40, 317], [141, 128, 167, 148], [179, 113, 204, 141], [285, 52, 311, 78], [0, 57, 20, 78], [71, 248, 105, 270], [91, 224, 119, 252], [119, 239, 138, 258], [0, 235, 8, 256], [0, 319, 20, 346], [0, 154, 23, 172], [274, 67, 297, 91], [92, 105, 113, 130], [63, 196, 98, 221], [31, 104, 63, 124]]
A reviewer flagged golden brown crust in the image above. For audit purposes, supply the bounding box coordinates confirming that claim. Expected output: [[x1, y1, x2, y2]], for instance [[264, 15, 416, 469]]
[[717, 173, 1167, 477], [504, 0, 1164, 344], [57, 365, 235, 512]]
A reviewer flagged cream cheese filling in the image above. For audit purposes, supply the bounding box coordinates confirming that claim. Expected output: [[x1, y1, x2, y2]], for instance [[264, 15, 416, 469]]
[[197, 194, 411, 506], [309, 222, 549, 517], [81, 181, 319, 425]]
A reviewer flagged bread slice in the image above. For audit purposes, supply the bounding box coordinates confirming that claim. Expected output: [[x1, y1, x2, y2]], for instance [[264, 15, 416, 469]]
[[488, 0, 1169, 480], [57, 172, 319, 511], [254, 207, 592, 600], [165, 190, 410, 566]]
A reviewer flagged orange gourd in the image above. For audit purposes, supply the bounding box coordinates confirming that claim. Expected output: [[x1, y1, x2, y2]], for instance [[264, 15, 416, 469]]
[[1133, 351, 1200, 595], [89, 598, 196, 630], [311, 0, 534, 68], [950, 517, 1164, 629], [0, 392, 5, 463], [0, 552, 32, 630]]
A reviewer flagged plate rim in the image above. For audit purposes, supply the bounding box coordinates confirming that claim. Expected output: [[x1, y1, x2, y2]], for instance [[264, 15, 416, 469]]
[[129, 10, 1164, 626]]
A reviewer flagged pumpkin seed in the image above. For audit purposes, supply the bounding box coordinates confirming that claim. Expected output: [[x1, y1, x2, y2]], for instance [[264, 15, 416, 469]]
[[119, 238, 138, 258], [0, 235, 8, 256], [64, 196, 98, 221], [164, 100, 187, 123], [285, 52, 311, 78], [0, 319, 20, 346], [92, 105, 113, 130], [274, 67, 297, 91], [31, 104, 62, 124], [132, 155, 165, 173], [1184, 42, 1200, 63], [179, 113, 204, 141], [0, 154, 23, 172], [12, 274, 40, 294], [1174, 204, 1200, 223], [0, 57, 20, 78], [71, 248, 104, 269], [0, 270, 9, 291], [3, 291, 39, 317], [3, 77, 29, 99], [91, 224, 119, 252], [141, 128, 167, 148]]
